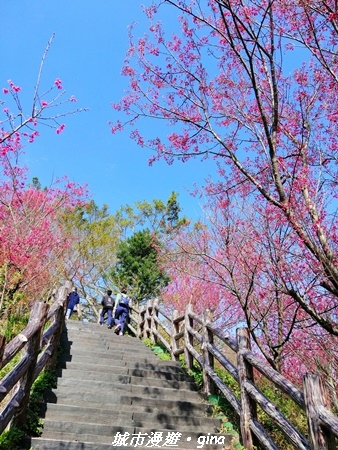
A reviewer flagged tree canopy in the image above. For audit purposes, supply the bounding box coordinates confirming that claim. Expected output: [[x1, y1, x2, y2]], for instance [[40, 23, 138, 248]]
[[111, 229, 169, 303], [112, 0, 338, 393]]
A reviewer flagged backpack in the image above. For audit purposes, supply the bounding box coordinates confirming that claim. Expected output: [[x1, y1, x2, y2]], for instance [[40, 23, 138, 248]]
[[119, 294, 130, 308], [103, 295, 114, 309]]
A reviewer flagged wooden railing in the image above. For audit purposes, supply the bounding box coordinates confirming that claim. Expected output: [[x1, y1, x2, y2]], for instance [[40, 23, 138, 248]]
[[0, 281, 71, 434], [128, 300, 338, 450], [0, 289, 336, 450]]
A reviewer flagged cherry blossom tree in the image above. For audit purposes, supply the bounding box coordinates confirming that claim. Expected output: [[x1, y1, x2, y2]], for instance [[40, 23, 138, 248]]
[[112, 0, 338, 335], [0, 175, 87, 313], [159, 194, 338, 390], [0, 36, 88, 315]]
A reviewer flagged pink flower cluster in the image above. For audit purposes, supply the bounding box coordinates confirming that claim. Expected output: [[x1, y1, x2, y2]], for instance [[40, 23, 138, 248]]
[[54, 78, 63, 90], [2, 80, 21, 94], [56, 124, 65, 134]]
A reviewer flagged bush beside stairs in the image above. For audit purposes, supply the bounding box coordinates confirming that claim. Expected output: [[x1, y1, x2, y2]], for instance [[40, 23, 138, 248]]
[[30, 321, 233, 450]]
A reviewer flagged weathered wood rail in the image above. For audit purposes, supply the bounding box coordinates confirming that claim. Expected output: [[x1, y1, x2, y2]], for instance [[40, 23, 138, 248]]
[[0, 281, 71, 434], [128, 300, 338, 450], [0, 290, 336, 450]]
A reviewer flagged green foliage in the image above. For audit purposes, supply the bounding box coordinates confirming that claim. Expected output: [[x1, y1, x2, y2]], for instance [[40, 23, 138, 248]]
[[206, 398, 244, 450], [31, 177, 42, 190], [142, 337, 153, 348], [181, 354, 310, 450], [0, 313, 29, 342], [59, 194, 187, 319], [214, 366, 240, 399], [0, 313, 30, 381], [257, 378, 308, 450], [61, 200, 121, 320], [151, 345, 171, 361], [0, 313, 29, 383], [23, 369, 57, 437], [143, 339, 172, 361], [0, 427, 25, 450], [180, 359, 242, 446], [0, 264, 27, 316], [113, 192, 188, 237], [111, 229, 169, 302], [187, 364, 204, 388], [142, 338, 171, 361], [0, 352, 21, 380], [0, 370, 57, 449]]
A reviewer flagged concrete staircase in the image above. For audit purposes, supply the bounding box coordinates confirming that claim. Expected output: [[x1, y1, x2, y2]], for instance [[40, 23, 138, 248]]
[[30, 321, 233, 449]]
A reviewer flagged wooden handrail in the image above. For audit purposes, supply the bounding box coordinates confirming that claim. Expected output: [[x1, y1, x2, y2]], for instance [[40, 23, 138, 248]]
[[1, 291, 336, 450], [128, 300, 338, 450], [0, 281, 72, 434]]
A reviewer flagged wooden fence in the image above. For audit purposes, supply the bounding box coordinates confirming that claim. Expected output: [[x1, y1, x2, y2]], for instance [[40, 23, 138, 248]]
[[0, 289, 336, 450], [128, 299, 338, 450], [0, 281, 71, 434]]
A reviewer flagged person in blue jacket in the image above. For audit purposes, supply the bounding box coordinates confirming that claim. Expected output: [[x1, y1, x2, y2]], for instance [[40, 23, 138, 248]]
[[65, 287, 80, 319], [113, 287, 130, 335]]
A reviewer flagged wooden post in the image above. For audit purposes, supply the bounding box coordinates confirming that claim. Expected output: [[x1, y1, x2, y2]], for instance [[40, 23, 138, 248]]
[[151, 297, 159, 345], [237, 327, 256, 450], [0, 334, 6, 365], [303, 374, 336, 450], [171, 310, 180, 361], [46, 282, 72, 370], [62, 281, 72, 316], [202, 309, 215, 395], [76, 303, 82, 321], [184, 303, 194, 371], [137, 307, 145, 339], [44, 303, 64, 372], [143, 300, 153, 341], [10, 301, 49, 429]]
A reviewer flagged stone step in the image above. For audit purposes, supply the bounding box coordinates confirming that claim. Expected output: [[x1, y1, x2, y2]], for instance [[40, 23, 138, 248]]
[[39, 401, 163, 417], [64, 327, 140, 341], [66, 344, 153, 355], [58, 354, 164, 367], [54, 378, 132, 392], [30, 434, 233, 450], [42, 391, 212, 417], [59, 348, 158, 362], [49, 381, 204, 403], [62, 332, 153, 347], [58, 356, 187, 376], [30, 321, 234, 450], [132, 411, 221, 432], [132, 374, 198, 390], [123, 395, 213, 416], [62, 343, 155, 356], [57, 360, 130, 374], [56, 370, 197, 391], [30, 438, 114, 450], [40, 406, 220, 432], [63, 333, 143, 345], [129, 367, 194, 382], [57, 361, 194, 383], [62, 335, 153, 347], [57, 365, 193, 382], [44, 389, 124, 406], [31, 439, 230, 450]]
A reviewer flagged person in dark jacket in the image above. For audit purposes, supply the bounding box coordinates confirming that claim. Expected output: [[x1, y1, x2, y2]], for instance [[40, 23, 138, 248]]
[[99, 290, 115, 328], [66, 287, 80, 319], [113, 287, 130, 336]]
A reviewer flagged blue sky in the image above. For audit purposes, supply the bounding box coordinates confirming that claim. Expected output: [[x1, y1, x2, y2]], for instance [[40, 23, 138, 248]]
[[1, 1, 217, 220]]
